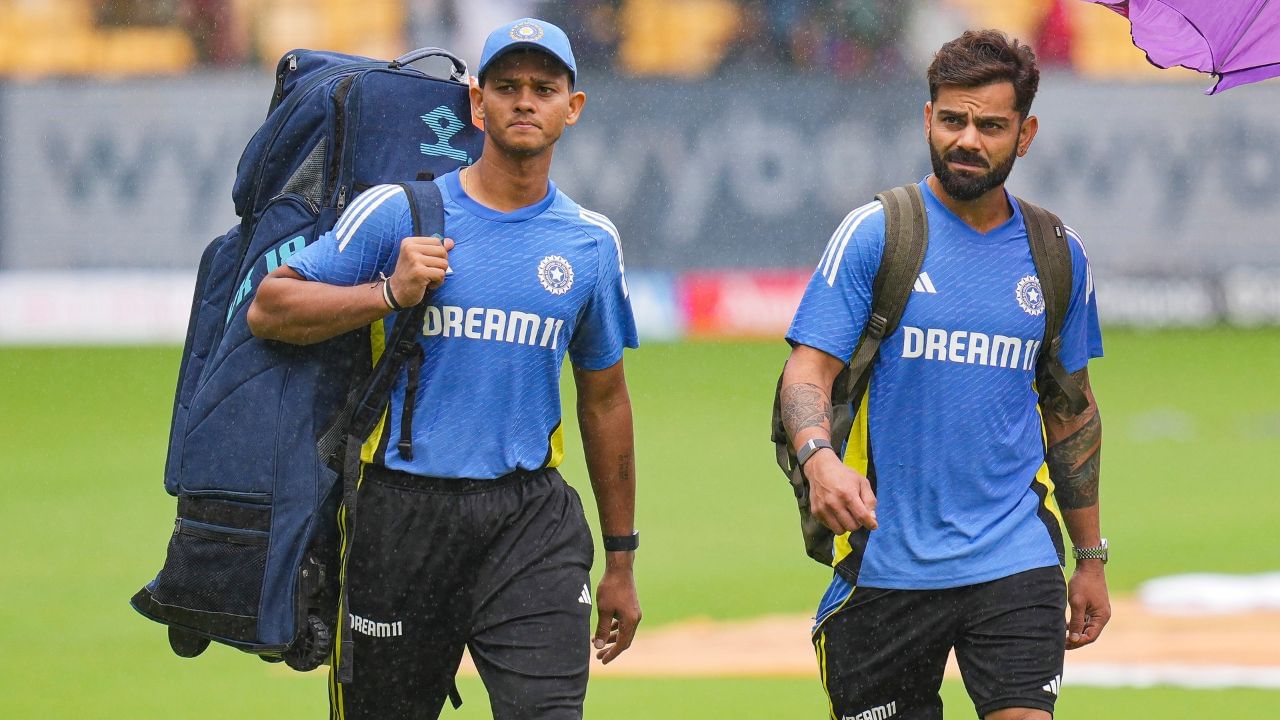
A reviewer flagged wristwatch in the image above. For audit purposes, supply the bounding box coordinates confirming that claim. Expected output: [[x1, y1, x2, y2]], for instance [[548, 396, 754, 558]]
[[797, 438, 833, 467], [1072, 538, 1108, 564]]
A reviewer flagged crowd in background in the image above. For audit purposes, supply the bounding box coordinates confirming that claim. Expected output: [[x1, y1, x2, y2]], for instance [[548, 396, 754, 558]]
[[1, 0, 1177, 82], [533, 0, 1073, 79]]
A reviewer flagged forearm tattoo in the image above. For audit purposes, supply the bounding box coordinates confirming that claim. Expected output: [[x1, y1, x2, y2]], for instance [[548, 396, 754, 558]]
[[616, 450, 634, 484], [1046, 370, 1102, 510], [781, 382, 831, 440]]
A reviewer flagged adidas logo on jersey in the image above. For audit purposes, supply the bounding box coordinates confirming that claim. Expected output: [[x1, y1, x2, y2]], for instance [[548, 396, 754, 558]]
[[1042, 674, 1062, 696], [912, 272, 937, 294], [578, 584, 592, 606]]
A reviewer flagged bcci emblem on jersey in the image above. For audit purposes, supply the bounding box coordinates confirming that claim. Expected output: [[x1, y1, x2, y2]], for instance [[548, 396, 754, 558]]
[[538, 255, 574, 295], [1016, 275, 1046, 316]]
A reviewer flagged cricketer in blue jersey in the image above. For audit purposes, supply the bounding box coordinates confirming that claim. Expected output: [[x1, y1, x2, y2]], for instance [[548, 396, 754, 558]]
[[249, 18, 641, 720], [781, 30, 1109, 720], [286, 173, 635, 480]]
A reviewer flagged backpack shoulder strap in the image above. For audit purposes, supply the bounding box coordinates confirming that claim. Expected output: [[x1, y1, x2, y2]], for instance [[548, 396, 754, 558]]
[[829, 184, 928, 413], [400, 179, 446, 238], [771, 184, 928, 470], [767, 184, 927, 569], [327, 180, 445, 686], [1016, 196, 1088, 415], [316, 181, 445, 465]]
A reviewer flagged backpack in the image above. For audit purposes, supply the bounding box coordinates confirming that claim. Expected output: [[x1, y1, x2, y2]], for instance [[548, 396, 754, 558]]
[[130, 47, 484, 673], [769, 184, 1088, 576]]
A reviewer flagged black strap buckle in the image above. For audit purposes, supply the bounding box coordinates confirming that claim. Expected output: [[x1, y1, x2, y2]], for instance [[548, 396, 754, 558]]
[[865, 313, 888, 339]]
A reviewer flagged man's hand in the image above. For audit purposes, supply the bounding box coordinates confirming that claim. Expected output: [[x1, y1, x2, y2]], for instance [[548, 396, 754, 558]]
[[388, 236, 454, 306], [574, 360, 640, 664], [780, 345, 877, 534], [593, 563, 641, 664], [1066, 562, 1110, 649], [805, 450, 878, 534]]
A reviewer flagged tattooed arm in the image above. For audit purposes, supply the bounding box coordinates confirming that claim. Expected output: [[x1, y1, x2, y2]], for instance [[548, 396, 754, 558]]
[[781, 345, 878, 533], [575, 360, 641, 664], [1041, 366, 1110, 649]]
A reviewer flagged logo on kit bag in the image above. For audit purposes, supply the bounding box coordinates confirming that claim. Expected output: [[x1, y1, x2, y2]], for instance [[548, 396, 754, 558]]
[[420, 106, 472, 163], [538, 255, 574, 295]]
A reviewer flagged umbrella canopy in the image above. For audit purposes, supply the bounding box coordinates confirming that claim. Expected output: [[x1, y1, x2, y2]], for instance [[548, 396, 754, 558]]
[[1084, 0, 1280, 93]]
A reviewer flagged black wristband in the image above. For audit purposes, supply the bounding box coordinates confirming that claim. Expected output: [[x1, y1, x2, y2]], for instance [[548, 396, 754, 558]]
[[382, 278, 406, 312], [602, 531, 639, 552]]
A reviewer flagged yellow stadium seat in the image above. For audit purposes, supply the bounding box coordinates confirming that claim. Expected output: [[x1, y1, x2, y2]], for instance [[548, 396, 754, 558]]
[[2, 30, 97, 77], [256, 0, 327, 63], [619, 0, 741, 78], [96, 28, 197, 76], [255, 0, 405, 68], [0, 0, 97, 76], [1, 0, 203, 77], [1067, 2, 1200, 81], [326, 0, 403, 61]]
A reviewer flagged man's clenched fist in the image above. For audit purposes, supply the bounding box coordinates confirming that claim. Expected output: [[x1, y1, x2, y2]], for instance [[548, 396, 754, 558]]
[[389, 235, 454, 307]]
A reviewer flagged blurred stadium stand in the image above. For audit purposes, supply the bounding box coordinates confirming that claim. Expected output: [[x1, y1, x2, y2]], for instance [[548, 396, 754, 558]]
[[0, 1, 1276, 343], [0, 0, 1206, 81]]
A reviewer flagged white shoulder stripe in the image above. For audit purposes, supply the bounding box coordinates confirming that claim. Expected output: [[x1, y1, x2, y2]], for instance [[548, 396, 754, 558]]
[[580, 207, 619, 235], [1063, 225, 1094, 299], [578, 208, 628, 298], [333, 184, 396, 239], [337, 185, 402, 252], [1064, 225, 1088, 256], [825, 203, 884, 287], [818, 209, 860, 275], [819, 201, 880, 277]]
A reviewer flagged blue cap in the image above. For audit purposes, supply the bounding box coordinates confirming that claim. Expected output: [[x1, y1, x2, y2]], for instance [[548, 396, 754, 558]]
[[478, 18, 577, 84]]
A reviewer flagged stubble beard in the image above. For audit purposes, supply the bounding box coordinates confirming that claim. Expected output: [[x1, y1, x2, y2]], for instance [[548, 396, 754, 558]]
[[488, 113, 563, 160], [928, 136, 1018, 202], [493, 132, 554, 159]]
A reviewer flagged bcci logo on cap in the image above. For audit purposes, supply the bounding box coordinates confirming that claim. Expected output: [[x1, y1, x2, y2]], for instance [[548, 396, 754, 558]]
[[510, 21, 544, 41], [1016, 275, 1045, 316], [538, 255, 574, 295]]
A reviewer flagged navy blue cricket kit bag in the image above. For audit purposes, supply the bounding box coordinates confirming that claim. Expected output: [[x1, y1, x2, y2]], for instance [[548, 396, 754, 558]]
[[130, 46, 483, 671]]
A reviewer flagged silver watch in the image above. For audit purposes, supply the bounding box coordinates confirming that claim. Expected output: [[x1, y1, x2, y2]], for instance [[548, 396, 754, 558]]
[[1072, 538, 1108, 564]]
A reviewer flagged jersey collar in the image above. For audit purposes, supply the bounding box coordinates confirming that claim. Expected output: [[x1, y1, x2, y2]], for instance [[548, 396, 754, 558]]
[[445, 169, 557, 223], [918, 177, 1024, 245]]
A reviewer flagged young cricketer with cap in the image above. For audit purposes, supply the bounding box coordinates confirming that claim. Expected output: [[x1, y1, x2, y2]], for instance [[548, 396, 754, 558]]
[[248, 18, 641, 720]]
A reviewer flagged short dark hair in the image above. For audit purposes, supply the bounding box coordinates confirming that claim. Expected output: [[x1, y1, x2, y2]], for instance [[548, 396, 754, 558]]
[[478, 48, 575, 89], [927, 30, 1039, 116]]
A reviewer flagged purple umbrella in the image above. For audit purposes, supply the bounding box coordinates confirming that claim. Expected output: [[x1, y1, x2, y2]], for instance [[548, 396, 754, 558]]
[[1083, 0, 1280, 93]]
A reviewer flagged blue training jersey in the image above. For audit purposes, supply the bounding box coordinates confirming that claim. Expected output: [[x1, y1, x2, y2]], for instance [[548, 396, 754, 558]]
[[788, 178, 1103, 613], [287, 170, 638, 480]]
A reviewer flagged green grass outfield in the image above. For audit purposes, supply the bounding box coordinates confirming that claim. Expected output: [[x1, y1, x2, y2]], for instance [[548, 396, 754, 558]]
[[1, 328, 1278, 718]]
